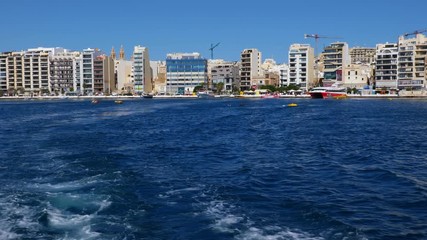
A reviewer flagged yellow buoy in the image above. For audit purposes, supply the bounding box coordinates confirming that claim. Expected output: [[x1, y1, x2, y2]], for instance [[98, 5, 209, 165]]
[[287, 103, 298, 107]]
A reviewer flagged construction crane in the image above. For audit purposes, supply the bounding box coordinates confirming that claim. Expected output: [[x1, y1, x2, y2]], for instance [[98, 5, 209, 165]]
[[209, 42, 220, 59], [403, 29, 427, 38]]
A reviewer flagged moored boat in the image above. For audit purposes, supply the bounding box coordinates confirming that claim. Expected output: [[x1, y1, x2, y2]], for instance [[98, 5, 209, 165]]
[[309, 84, 347, 99]]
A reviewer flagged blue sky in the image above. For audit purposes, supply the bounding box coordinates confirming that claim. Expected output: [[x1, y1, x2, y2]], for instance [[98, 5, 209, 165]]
[[1, 0, 426, 62]]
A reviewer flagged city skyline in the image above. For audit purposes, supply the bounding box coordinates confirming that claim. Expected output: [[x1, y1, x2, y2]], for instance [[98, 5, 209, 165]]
[[1, 0, 426, 62]]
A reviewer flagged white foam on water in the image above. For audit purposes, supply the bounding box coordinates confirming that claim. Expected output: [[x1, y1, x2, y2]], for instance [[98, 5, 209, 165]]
[[204, 200, 324, 240], [33, 174, 105, 193]]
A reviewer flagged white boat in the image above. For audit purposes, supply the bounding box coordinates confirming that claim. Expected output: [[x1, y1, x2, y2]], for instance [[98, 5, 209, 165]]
[[309, 83, 347, 99], [197, 91, 215, 98]]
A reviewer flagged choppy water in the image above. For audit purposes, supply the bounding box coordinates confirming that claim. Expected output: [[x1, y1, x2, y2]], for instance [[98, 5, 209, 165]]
[[0, 98, 427, 240]]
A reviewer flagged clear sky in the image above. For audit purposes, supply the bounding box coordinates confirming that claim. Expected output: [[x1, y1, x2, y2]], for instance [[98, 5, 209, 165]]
[[1, 0, 426, 63]]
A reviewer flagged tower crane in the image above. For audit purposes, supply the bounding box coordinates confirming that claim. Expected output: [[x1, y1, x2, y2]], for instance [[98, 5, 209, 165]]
[[209, 42, 220, 59], [403, 29, 427, 38]]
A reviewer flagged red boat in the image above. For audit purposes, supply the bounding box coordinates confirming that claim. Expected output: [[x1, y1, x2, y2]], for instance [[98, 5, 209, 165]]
[[309, 85, 347, 99]]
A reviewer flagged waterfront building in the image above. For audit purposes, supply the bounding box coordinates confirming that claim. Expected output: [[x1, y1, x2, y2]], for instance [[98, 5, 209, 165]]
[[82, 48, 96, 95], [132, 45, 153, 94], [1, 48, 55, 96], [277, 64, 289, 87], [94, 55, 115, 94], [240, 48, 262, 91], [150, 61, 167, 94], [166, 52, 207, 95], [115, 59, 134, 94], [0, 53, 8, 94], [375, 43, 398, 90], [288, 44, 315, 90], [322, 42, 350, 87], [350, 47, 376, 64], [343, 64, 372, 89], [397, 34, 427, 90], [210, 60, 240, 93], [50, 50, 80, 94]]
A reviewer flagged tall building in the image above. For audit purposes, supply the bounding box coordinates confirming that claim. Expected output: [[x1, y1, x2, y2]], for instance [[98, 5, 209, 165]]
[[133, 45, 152, 94], [93, 55, 115, 95], [81, 48, 95, 94], [322, 42, 350, 87], [350, 47, 376, 64], [166, 52, 207, 94], [210, 61, 240, 93], [0, 53, 8, 94], [2, 48, 53, 95], [375, 43, 398, 90], [288, 44, 314, 90], [276, 64, 289, 87], [50, 50, 80, 94], [240, 49, 261, 91], [397, 34, 427, 90]]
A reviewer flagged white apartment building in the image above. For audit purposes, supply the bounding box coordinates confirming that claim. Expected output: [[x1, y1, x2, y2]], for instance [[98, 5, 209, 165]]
[[82, 48, 95, 94], [133, 45, 152, 94], [322, 42, 350, 87], [277, 64, 289, 87], [240, 48, 262, 91], [375, 43, 398, 89], [288, 44, 314, 90], [397, 34, 427, 90]]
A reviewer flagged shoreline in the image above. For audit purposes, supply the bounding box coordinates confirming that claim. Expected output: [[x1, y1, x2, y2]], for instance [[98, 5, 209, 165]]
[[0, 94, 426, 100]]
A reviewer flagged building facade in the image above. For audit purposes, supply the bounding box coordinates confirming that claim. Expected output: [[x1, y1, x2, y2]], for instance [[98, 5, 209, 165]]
[[133, 45, 152, 94], [166, 52, 207, 95], [288, 44, 314, 90], [350, 47, 376, 64], [210, 61, 240, 93], [322, 42, 350, 87], [375, 43, 398, 89], [343, 64, 371, 89], [397, 34, 427, 90], [240, 48, 262, 91], [50, 51, 81, 94]]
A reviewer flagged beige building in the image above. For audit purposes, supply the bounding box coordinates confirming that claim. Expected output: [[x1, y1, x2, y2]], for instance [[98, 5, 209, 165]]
[[2, 48, 53, 96], [240, 48, 262, 90], [343, 64, 372, 89], [151, 61, 167, 94], [322, 42, 350, 87], [288, 44, 315, 90], [350, 47, 375, 64], [397, 33, 427, 90], [210, 60, 240, 93]]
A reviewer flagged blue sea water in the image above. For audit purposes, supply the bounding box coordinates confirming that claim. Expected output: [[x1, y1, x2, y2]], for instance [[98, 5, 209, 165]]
[[0, 98, 427, 240]]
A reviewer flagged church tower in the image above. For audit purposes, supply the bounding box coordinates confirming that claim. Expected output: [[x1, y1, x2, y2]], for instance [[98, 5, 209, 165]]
[[119, 45, 125, 60], [111, 46, 116, 60]]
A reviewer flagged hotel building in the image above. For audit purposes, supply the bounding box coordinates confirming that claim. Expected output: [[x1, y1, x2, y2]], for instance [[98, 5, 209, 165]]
[[166, 52, 207, 95], [240, 49, 262, 91], [375, 43, 398, 90], [288, 44, 314, 90], [397, 34, 427, 90]]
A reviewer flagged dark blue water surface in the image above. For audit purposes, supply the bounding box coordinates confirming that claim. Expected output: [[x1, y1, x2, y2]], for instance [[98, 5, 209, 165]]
[[1, 98, 427, 240]]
